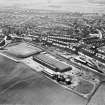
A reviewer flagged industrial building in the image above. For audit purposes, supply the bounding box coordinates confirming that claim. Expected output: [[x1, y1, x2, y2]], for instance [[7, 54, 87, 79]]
[[33, 52, 72, 73]]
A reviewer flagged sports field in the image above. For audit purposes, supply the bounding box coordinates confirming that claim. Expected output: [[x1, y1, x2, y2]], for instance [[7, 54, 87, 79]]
[[3, 42, 42, 58]]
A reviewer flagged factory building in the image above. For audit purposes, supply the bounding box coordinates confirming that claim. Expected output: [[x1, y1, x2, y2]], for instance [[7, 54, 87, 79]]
[[33, 52, 72, 73]]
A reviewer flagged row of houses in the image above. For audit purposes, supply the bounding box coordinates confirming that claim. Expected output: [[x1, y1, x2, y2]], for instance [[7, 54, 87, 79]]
[[79, 46, 105, 64], [80, 36, 105, 48], [42, 34, 79, 43]]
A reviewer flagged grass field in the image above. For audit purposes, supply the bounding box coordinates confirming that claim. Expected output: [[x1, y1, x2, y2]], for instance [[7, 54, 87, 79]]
[[3, 42, 42, 58]]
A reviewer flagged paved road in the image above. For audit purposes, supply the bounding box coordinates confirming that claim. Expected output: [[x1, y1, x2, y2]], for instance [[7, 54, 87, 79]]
[[0, 55, 88, 105]]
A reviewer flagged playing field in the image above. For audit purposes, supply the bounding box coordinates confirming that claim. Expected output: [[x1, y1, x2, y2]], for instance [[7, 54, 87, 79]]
[[3, 42, 42, 58]]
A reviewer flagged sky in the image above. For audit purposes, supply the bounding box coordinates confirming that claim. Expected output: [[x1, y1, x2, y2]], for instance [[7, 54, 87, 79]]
[[0, 0, 105, 13]]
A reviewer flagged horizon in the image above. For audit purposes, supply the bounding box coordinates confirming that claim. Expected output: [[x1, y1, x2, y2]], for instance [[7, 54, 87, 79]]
[[0, 0, 104, 13]]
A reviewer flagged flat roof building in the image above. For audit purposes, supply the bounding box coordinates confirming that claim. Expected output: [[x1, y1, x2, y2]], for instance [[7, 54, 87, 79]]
[[33, 53, 72, 72]]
